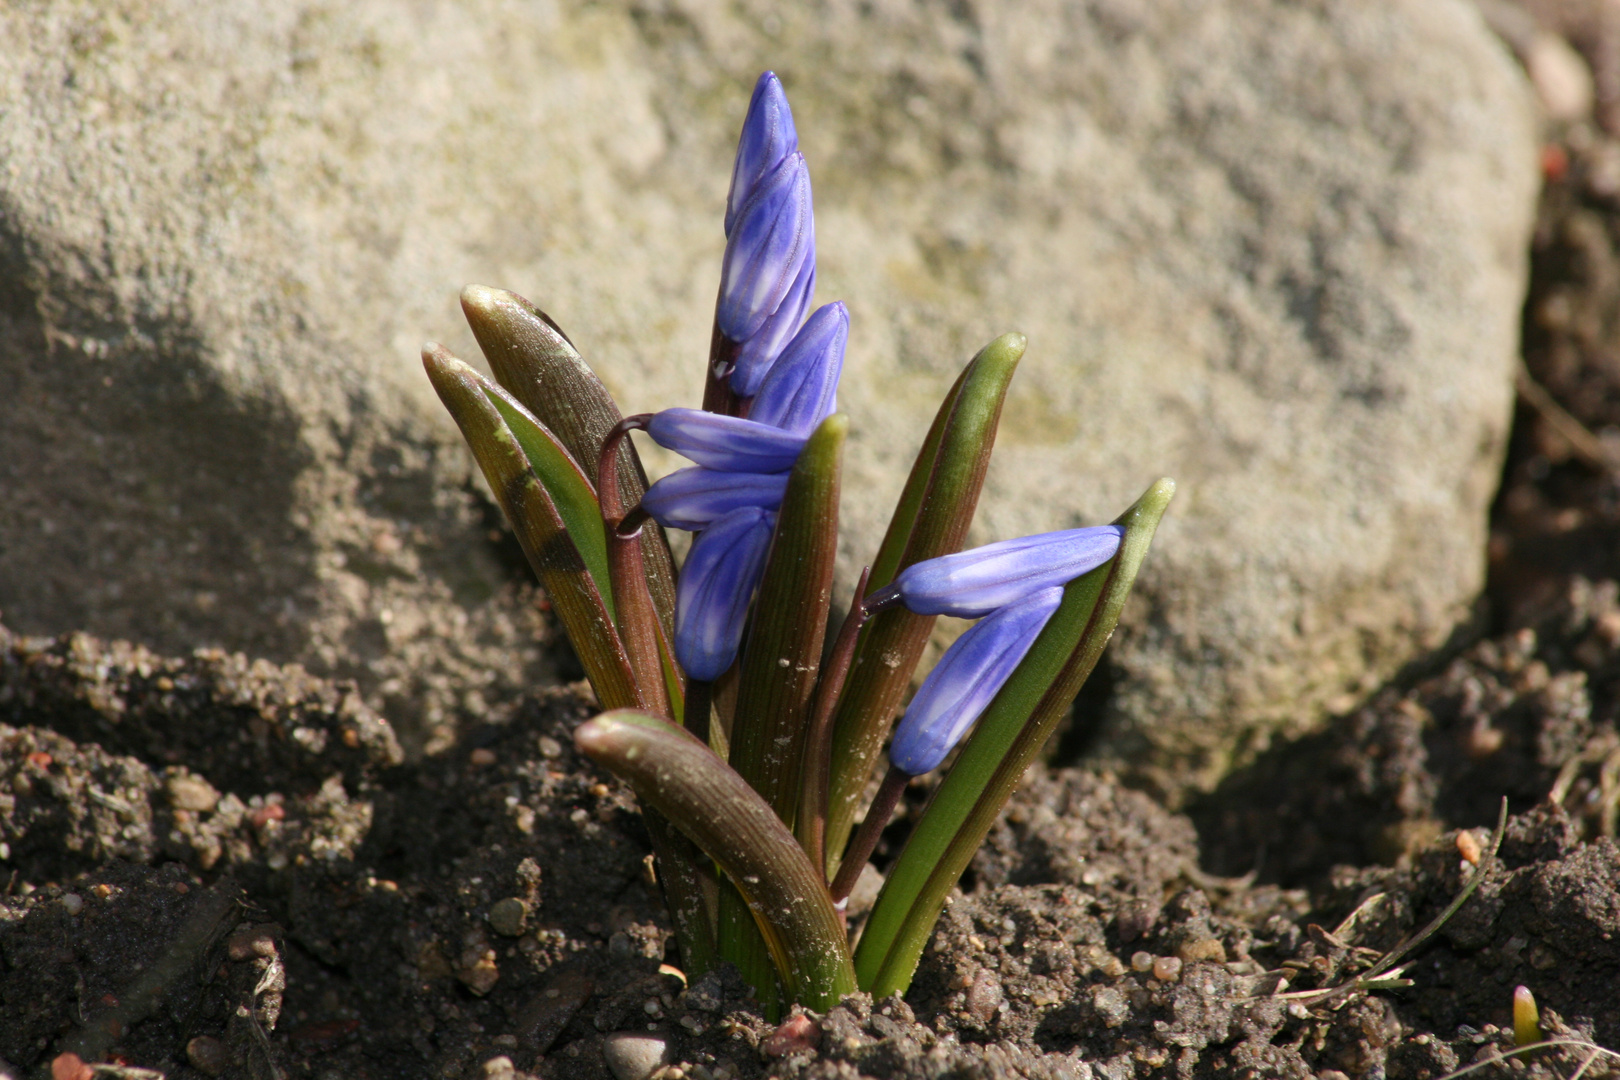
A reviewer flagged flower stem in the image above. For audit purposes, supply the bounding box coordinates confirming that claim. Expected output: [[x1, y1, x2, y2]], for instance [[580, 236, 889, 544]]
[[830, 766, 906, 905], [598, 415, 668, 717], [797, 567, 872, 873]]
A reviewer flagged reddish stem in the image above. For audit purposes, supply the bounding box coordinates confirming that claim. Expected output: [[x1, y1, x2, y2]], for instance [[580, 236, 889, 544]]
[[598, 415, 669, 717], [798, 567, 872, 876], [830, 766, 908, 906]]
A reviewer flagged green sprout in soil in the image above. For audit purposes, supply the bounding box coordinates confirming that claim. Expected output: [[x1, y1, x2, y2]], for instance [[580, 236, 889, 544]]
[[422, 72, 1173, 1016]]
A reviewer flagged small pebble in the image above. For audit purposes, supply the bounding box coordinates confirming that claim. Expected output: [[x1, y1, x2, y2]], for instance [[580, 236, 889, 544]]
[[187, 1035, 230, 1076], [538, 736, 564, 759], [1176, 938, 1226, 963], [1130, 950, 1155, 973], [470, 748, 498, 767], [167, 773, 222, 813], [227, 925, 279, 961], [1526, 31, 1594, 123], [602, 1031, 671, 1080], [1152, 956, 1183, 983], [61, 893, 84, 916], [458, 951, 500, 996], [482, 1055, 516, 1080], [488, 897, 530, 937]]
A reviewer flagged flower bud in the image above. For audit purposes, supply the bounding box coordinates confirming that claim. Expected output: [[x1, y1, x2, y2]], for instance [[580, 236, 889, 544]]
[[646, 408, 806, 474], [746, 302, 847, 435], [716, 153, 813, 346], [725, 72, 799, 238], [641, 467, 791, 531], [889, 586, 1064, 775], [871, 526, 1123, 619], [729, 252, 815, 396], [675, 506, 777, 680]]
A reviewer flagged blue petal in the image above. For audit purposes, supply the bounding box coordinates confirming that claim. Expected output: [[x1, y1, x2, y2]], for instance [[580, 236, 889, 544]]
[[890, 526, 1123, 618], [725, 72, 799, 238], [729, 247, 815, 397], [747, 301, 847, 435], [646, 408, 806, 473], [716, 153, 813, 344], [889, 586, 1064, 776], [675, 506, 777, 680], [641, 467, 791, 531]]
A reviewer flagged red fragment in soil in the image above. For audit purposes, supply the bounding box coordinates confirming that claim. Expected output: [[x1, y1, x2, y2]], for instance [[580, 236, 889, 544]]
[[762, 1012, 821, 1057], [26, 751, 52, 769], [250, 802, 286, 827], [50, 1053, 93, 1080], [1543, 144, 1570, 183]]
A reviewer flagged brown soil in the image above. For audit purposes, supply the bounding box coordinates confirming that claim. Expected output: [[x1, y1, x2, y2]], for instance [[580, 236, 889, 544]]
[[9, 11, 1620, 1080]]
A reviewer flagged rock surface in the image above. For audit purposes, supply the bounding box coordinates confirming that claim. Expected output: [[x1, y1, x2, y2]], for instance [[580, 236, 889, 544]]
[[0, 0, 1537, 784]]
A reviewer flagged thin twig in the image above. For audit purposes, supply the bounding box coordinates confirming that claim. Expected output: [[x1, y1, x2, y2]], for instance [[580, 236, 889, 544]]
[[1260, 799, 1510, 1006], [1517, 366, 1611, 470], [1431, 1038, 1620, 1080]]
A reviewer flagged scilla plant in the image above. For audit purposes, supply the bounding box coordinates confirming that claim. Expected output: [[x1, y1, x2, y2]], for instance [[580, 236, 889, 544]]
[[422, 73, 1174, 1016]]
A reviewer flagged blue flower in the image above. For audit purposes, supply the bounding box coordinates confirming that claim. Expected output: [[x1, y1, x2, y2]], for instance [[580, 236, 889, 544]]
[[646, 408, 806, 474], [869, 526, 1123, 619], [674, 506, 777, 680], [717, 152, 813, 351], [725, 72, 799, 239], [641, 467, 790, 531], [716, 72, 817, 397], [730, 253, 815, 397], [889, 586, 1064, 775], [747, 301, 847, 436]]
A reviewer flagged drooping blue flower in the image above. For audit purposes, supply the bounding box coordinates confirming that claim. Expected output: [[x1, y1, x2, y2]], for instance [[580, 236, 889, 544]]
[[674, 506, 777, 680], [869, 526, 1123, 619], [641, 467, 791, 531], [725, 72, 799, 238], [645, 408, 806, 474], [746, 301, 847, 435], [889, 586, 1064, 775], [717, 152, 813, 348]]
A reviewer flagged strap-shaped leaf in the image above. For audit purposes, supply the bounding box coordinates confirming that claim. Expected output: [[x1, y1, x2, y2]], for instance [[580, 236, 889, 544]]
[[853, 478, 1174, 996], [461, 285, 679, 636], [423, 344, 639, 711], [480, 384, 615, 617], [716, 413, 845, 1012], [575, 711, 856, 1010], [824, 333, 1023, 875]]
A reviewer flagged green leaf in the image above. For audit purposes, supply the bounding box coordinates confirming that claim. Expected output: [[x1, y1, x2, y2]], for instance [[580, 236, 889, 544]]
[[575, 711, 856, 1010], [461, 285, 678, 636], [853, 478, 1175, 997], [824, 333, 1024, 876], [423, 344, 639, 712], [480, 383, 615, 618]]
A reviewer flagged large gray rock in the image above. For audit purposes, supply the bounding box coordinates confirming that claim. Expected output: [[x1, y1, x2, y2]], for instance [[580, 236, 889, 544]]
[[0, 0, 1537, 783]]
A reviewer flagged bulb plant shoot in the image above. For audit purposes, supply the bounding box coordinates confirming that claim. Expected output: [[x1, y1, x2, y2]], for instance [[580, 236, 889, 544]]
[[422, 72, 1174, 1016]]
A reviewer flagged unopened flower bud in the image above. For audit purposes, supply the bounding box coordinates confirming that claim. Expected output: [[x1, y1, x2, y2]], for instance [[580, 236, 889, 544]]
[[675, 506, 777, 680], [889, 586, 1064, 775], [717, 152, 813, 346], [746, 302, 847, 435], [641, 467, 791, 531], [870, 526, 1123, 619], [646, 408, 806, 473], [725, 72, 800, 238]]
